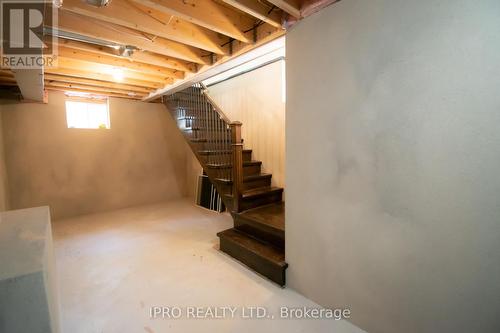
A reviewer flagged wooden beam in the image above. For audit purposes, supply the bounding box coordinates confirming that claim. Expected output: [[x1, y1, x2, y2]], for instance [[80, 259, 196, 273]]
[[266, 0, 301, 18], [60, 0, 227, 55], [44, 74, 154, 94], [45, 85, 144, 99], [221, 0, 282, 28], [45, 81, 148, 97], [0, 70, 14, 77], [55, 11, 210, 64], [130, 0, 255, 43], [45, 67, 166, 89], [0, 81, 18, 86], [58, 47, 184, 79], [56, 57, 174, 84], [56, 38, 196, 73], [0, 77, 16, 83]]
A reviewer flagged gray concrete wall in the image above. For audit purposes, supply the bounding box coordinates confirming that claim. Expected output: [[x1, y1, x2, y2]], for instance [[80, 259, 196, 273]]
[[286, 1, 500, 333], [1, 91, 190, 219]]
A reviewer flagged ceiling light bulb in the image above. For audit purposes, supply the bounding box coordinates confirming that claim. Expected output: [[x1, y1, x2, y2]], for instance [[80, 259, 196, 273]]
[[111, 68, 124, 82]]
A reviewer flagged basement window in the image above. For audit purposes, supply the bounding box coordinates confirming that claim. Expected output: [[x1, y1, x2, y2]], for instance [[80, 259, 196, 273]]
[[65, 99, 110, 129]]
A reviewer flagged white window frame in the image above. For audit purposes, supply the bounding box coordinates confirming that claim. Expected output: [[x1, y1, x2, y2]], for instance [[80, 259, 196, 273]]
[[65, 98, 110, 129]]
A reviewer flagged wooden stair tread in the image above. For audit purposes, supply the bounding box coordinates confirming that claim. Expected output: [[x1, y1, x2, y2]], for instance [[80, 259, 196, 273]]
[[242, 186, 283, 199], [238, 202, 285, 232], [217, 228, 286, 266]]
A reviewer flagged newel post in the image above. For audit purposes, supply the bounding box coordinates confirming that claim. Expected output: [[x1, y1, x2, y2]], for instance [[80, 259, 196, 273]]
[[230, 121, 243, 212]]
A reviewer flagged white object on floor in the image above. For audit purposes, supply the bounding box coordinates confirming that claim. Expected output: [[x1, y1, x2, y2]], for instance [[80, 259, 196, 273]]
[[0, 206, 61, 333]]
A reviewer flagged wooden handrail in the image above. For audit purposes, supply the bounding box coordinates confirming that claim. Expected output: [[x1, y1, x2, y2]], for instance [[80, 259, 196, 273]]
[[200, 86, 232, 124]]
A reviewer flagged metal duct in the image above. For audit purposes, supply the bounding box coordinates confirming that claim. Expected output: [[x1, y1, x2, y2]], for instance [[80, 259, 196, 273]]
[[44, 28, 137, 57], [84, 0, 111, 7]]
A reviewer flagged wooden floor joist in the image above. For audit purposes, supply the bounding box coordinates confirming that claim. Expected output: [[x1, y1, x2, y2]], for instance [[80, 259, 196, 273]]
[[44, 74, 155, 94], [58, 47, 184, 79], [60, 0, 229, 55], [221, 0, 283, 28], [45, 85, 145, 99], [56, 57, 176, 84], [2, 0, 286, 100], [0, 77, 17, 84], [0, 70, 14, 77], [45, 67, 166, 89], [266, 0, 301, 18], [45, 81, 148, 97], [55, 38, 197, 73], [130, 0, 257, 43], [57, 11, 210, 65]]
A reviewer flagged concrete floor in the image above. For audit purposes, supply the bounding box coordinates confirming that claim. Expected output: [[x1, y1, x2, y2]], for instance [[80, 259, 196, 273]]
[[53, 199, 364, 333]]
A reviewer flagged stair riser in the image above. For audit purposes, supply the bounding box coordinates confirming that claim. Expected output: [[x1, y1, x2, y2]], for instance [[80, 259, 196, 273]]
[[216, 177, 271, 193], [242, 177, 271, 190], [218, 236, 286, 286], [198, 151, 252, 164], [244, 164, 261, 176], [234, 216, 284, 249], [199, 155, 232, 165], [240, 192, 282, 211], [207, 164, 260, 175]]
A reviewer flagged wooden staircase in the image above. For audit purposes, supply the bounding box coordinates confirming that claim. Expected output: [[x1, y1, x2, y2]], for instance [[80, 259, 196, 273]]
[[164, 84, 287, 286]]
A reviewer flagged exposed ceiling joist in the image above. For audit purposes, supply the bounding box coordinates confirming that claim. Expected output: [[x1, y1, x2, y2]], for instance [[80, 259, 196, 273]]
[[130, 0, 256, 43], [45, 86, 144, 99], [45, 81, 148, 97], [56, 38, 196, 73], [45, 67, 166, 89], [44, 74, 155, 94], [60, 0, 228, 55], [0, 81, 18, 86], [266, 0, 301, 18], [0, 70, 14, 77], [58, 47, 184, 79], [18, 0, 287, 100], [56, 57, 174, 84], [0, 77, 17, 84], [221, 0, 282, 28], [56, 11, 210, 65]]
